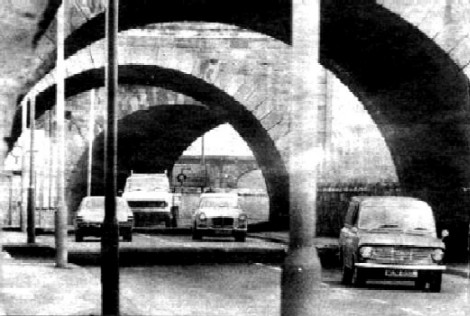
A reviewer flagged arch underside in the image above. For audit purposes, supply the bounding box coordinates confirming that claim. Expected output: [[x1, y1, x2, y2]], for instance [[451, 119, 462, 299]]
[[47, 65, 289, 226], [321, 1, 470, 259]]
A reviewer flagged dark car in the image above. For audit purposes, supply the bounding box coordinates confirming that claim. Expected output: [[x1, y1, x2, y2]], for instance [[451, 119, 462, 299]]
[[74, 196, 134, 242], [339, 196, 446, 292]]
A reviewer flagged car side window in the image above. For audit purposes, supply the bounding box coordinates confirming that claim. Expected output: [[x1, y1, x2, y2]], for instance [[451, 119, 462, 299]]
[[351, 203, 359, 227], [344, 202, 357, 227]]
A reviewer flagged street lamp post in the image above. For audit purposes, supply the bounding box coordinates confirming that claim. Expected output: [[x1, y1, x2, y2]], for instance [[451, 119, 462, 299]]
[[20, 100, 27, 232], [27, 96, 36, 244], [101, 0, 120, 315], [87, 89, 95, 197], [55, 0, 68, 268]]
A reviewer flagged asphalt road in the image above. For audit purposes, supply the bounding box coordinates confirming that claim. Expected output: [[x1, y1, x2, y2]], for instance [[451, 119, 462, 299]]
[[2, 233, 469, 315], [107, 265, 470, 316], [2, 258, 469, 315]]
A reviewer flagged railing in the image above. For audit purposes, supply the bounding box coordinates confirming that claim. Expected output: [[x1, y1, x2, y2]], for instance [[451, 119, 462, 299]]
[[316, 182, 402, 237]]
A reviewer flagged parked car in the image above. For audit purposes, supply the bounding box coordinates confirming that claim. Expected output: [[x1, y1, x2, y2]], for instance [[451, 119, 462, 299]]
[[74, 196, 134, 242], [192, 193, 248, 241], [339, 196, 446, 292]]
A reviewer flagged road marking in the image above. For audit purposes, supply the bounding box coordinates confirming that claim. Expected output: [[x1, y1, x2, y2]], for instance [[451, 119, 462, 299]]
[[0, 288, 34, 299], [400, 307, 425, 316], [371, 298, 388, 305], [254, 262, 281, 271], [253, 263, 329, 287]]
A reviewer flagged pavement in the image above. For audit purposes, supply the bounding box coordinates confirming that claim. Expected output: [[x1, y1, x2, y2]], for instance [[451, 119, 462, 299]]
[[1, 229, 469, 315]]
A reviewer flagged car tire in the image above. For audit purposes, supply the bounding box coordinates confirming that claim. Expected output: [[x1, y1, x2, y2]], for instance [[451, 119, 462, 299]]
[[352, 267, 366, 287], [192, 226, 202, 240], [429, 272, 442, 293], [75, 230, 83, 242], [165, 216, 172, 228], [124, 231, 133, 242], [234, 233, 246, 242], [415, 273, 426, 290]]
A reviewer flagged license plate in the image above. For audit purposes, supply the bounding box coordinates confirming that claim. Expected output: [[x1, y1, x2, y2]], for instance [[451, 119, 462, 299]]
[[385, 269, 417, 278], [213, 229, 231, 235]]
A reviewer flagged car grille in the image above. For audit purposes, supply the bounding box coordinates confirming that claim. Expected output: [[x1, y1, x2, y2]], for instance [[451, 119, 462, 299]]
[[372, 247, 432, 265], [211, 217, 234, 227]]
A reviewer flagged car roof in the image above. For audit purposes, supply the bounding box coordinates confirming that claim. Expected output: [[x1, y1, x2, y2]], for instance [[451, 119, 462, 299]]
[[351, 196, 426, 205], [81, 196, 125, 201], [200, 193, 238, 199]]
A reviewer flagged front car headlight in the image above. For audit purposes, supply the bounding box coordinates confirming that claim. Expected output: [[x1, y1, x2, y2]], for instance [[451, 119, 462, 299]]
[[239, 214, 247, 222], [359, 246, 375, 259], [198, 213, 207, 221], [431, 248, 444, 262]]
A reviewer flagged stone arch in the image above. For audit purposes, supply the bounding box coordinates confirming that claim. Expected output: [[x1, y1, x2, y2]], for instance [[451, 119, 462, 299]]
[[23, 65, 290, 226], [62, 0, 291, 58], [321, 1, 470, 260]]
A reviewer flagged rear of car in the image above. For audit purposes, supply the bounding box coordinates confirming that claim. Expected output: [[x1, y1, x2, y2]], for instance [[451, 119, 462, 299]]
[[339, 196, 446, 292], [74, 196, 134, 242], [192, 193, 248, 242]]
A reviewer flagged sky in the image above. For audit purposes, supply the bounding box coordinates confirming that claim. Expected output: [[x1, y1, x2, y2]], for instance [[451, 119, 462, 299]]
[[182, 123, 254, 157]]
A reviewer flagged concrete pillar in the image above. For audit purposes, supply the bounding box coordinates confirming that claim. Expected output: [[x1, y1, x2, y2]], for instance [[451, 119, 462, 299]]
[[281, 1, 323, 315]]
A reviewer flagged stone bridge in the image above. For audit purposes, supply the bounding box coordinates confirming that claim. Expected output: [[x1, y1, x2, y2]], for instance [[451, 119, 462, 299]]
[[5, 0, 470, 259]]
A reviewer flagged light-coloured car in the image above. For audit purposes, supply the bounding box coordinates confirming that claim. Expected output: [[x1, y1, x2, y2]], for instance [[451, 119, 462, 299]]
[[339, 196, 446, 292], [192, 193, 248, 242], [74, 196, 134, 242]]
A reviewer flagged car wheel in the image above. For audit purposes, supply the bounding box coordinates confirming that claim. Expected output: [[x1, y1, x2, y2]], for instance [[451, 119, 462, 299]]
[[192, 225, 202, 240], [75, 230, 83, 242], [352, 267, 365, 287], [124, 231, 133, 242], [415, 273, 426, 290], [165, 216, 172, 228], [429, 272, 442, 293], [234, 233, 246, 242]]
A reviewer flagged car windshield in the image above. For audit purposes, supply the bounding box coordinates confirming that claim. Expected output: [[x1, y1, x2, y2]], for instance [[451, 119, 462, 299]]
[[126, 176, 169, 191], [357, 201, 436, 233], [200, 197, 238, 208], [81, 197, 129, 215]]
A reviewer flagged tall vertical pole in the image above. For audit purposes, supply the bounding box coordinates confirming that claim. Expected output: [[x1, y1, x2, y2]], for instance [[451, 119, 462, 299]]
[[48, 111, 54, 211], [102, 0, 120, 315], [20, 100, 27, 232], [281, 1, 322, 315], [201, 135, 206, 190], [27, 97, 36, 244], [87, 90, 95, 197], [55, 0, 68, 268]]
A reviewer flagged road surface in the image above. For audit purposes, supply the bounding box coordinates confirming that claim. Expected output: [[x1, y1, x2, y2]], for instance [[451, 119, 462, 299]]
[[2, 233, 469, 315]]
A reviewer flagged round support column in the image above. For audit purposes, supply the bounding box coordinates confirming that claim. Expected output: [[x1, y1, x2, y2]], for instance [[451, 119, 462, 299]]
[[281, 1, 323, 315]]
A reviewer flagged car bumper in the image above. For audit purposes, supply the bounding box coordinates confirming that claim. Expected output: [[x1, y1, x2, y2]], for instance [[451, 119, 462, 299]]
[[131, 210, 171, 227], [76, 223, 133, 236], [196, 227, 247, 235], [355, 263, 446, 270], [354, 262, 445, 280]]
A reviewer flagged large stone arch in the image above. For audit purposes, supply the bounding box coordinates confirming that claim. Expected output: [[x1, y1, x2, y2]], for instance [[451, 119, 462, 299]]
[[23, 65, 290, 226], [321, 1, 470, 260]]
